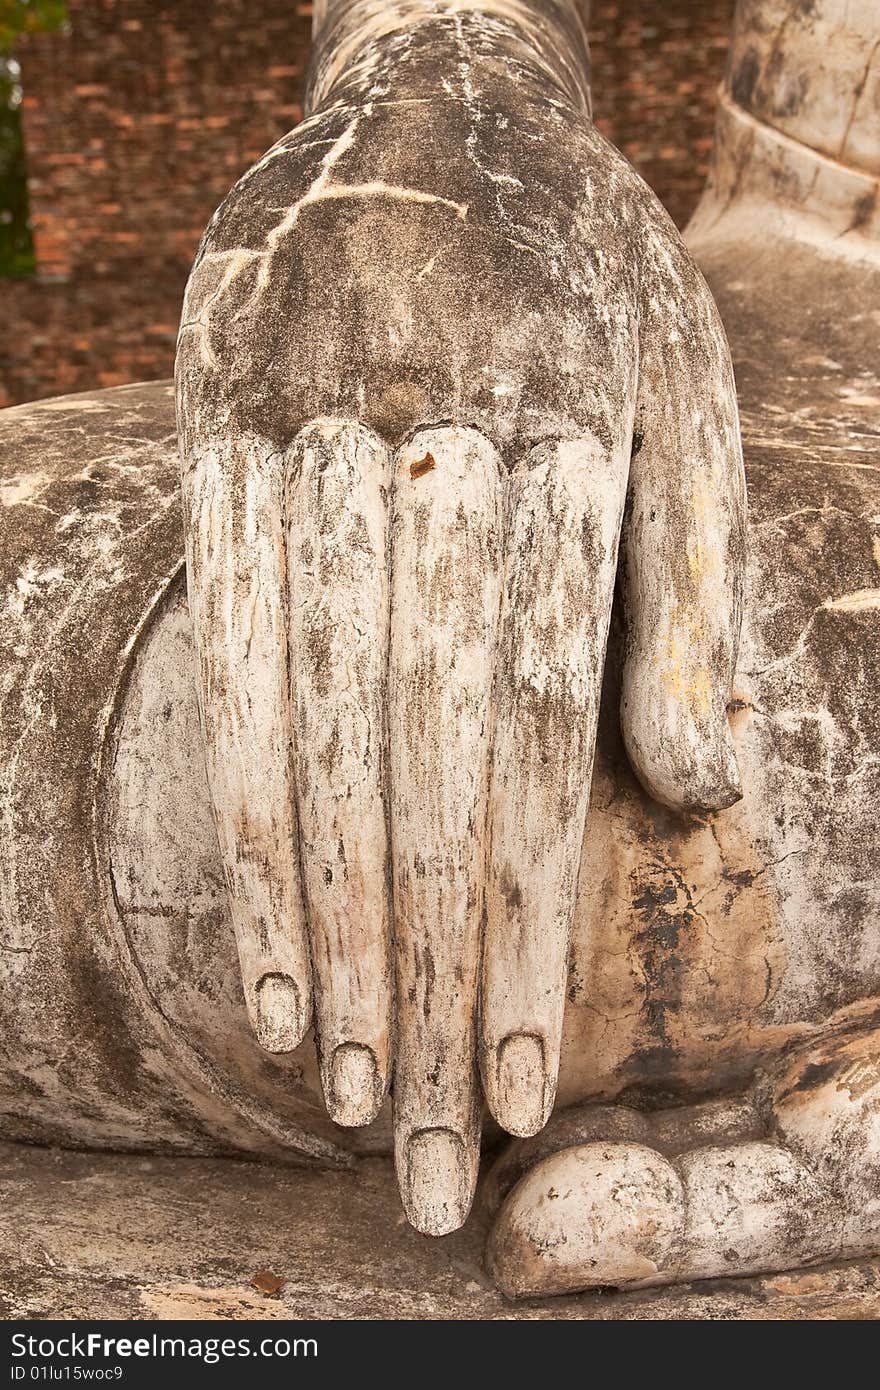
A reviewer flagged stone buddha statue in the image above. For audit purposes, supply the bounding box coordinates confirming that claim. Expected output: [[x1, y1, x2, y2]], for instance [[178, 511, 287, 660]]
[[2, 0, 878, 1301]]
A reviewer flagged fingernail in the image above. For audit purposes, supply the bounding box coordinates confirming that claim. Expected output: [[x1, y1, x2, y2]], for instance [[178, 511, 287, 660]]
[[252, 973, 305, 1053], [327, 1043, 381, 1127], [495, 1033, 549, 1137], [402, 1128, 472, 1236]]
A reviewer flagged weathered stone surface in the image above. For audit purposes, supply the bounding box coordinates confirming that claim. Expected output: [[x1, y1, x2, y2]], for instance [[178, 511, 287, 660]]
[[1, 1140, 878, 1319], [3, 198, 873, 1195], [1, 0, 879, 1312]]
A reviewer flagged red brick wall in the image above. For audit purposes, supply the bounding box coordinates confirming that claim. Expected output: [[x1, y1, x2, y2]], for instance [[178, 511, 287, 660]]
[[3, 0, 734, 408], [591, 1, 735, 230], [21, 0, 312, 281]]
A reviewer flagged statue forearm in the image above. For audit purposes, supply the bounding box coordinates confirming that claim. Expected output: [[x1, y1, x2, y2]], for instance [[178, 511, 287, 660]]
[[307, 0, 593, 113]]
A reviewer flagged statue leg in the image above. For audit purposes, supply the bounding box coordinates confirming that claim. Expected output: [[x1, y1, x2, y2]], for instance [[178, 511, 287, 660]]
[[485, 1023, 880, 1297]]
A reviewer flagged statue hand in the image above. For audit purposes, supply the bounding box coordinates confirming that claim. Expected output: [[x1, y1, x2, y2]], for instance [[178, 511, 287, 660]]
[[176, 53, 745, 1234]]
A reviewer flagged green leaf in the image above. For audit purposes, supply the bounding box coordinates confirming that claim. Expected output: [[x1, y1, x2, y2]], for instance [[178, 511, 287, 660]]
[[0, 1, 68, 54], [1, 5, 67, 274]]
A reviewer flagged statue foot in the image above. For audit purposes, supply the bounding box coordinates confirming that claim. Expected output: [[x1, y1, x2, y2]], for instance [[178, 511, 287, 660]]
[[484, 1025, 880, 1298]]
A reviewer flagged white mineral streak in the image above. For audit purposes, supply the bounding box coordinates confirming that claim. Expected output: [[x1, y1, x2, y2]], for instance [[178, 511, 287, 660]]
[[178, 121, 469, 361], [181, 437, 312, 1053], [823, 588, 880, 612], [388, 426, 504, 1234], [481, 438, 627, 1138], [178, 250, 265, 369], [286, 421, 393, 1127]]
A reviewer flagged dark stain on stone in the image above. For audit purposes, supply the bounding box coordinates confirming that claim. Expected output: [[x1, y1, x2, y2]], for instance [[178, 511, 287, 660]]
[[845, 187, 877, 236], [633, 879, 679, 912], [730, 48, 761, 111], [770, 71, 809, 119], [64, 949, 144, 1097], [500, 871, 523, 913], [777, 1058, 841, 1101], [76, 476, 103, 512]]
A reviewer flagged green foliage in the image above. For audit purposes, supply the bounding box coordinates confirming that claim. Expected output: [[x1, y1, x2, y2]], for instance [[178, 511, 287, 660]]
[[0, 58, 33, 275], [0, 3, 68, 275], [0, 0, 67, 53]]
